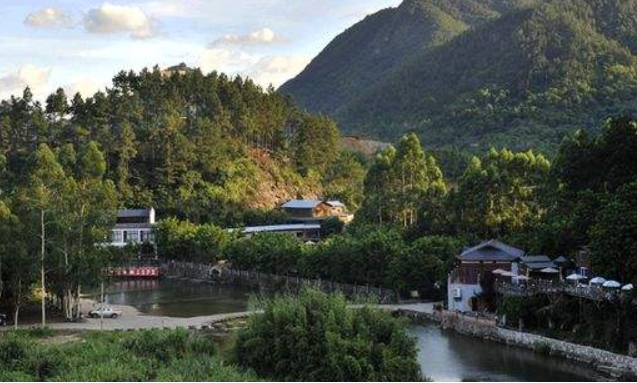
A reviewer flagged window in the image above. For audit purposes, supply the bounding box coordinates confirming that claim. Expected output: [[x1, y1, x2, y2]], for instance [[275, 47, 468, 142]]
[[111, 230, 123, 243], [124, 230, 139, 243]]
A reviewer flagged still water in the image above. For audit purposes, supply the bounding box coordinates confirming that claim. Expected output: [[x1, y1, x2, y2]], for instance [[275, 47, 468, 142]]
[[410, 325, 598, 382], [102, 279, 256, 317], [104, 279, 599, 381]]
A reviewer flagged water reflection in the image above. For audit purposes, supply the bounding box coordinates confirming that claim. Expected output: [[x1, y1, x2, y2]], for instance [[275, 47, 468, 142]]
[[101, 279, 256, 317], [410, 325, 599, 382]]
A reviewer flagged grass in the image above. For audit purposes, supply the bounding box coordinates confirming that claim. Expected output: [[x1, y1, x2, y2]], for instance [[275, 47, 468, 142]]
[[0, 329, 258, 382]]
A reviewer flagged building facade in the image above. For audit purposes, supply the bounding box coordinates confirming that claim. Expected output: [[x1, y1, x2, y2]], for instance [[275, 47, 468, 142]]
[[110, 208, 156, 247], [448, 240, 524, 312]]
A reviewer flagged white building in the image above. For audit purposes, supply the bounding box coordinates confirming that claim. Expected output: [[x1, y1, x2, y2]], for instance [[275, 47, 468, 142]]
[[110, 208, 156, 247]]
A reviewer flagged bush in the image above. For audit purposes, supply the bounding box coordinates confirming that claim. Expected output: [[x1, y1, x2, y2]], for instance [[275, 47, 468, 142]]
[[0, 329, 251, 382], [534, 341, 551, 356], [156, 218, 234, 263], [122, 328, 190, 362], [225, 233, 304, 274], [234, 288, 422, 381]]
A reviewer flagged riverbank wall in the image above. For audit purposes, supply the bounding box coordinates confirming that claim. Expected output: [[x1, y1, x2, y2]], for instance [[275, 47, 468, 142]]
[[397, 308, 637, 379]]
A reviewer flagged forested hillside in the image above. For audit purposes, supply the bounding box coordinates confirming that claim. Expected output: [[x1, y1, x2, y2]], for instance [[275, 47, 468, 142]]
[[283, 0, 637, 153], [280, 0, 532, 115], [0, 68, 364, 226]]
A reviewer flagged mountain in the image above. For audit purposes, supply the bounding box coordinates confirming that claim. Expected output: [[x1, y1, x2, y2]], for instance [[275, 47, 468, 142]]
[[282, 0, 637, 152], [280, 0, 531, 116]]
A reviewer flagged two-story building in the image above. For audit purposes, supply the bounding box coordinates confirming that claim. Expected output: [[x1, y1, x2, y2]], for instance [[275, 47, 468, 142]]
[[448, 240, 524, 312], [110, 208, 156, 247]]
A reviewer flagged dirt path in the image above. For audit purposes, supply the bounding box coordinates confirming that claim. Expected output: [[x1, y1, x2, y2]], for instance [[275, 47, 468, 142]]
[[1, 301, 433, 332], [1, 298, 251, 332]]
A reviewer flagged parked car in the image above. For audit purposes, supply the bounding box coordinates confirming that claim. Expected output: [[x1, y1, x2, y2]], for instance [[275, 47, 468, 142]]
[[0, 313, 9, 327], [88, 307, 122, 319]]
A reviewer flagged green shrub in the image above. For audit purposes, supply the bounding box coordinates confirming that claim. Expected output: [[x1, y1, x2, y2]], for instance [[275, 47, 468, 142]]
[[122, 329, 190, 362], [534, 341, 551, 356], [0, 334, 29, 369], [235, 288, 422, 381]]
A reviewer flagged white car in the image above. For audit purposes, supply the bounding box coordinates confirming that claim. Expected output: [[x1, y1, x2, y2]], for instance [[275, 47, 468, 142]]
[[89, 306, 122, 319]]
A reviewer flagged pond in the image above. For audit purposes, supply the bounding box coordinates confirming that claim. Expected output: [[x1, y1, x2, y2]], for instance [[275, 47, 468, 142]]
[[101, 279, 601, 381], [102, 279, 257, 317]]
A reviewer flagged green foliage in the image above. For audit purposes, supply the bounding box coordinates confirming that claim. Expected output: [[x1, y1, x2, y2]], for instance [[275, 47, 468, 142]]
[[155, 218, 234, 263], [225, 233, 304, 275], [0, 330, 255, 382], [589, 181, 637, 282], [358, 134, 446, 228], [235, 288, 422, 381], [534, 341, 551, 356], [285, 0, 637, 151], [452, 148, 550, 238]]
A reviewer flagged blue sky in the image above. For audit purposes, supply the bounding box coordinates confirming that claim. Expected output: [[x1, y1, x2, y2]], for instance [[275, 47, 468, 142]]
[[0, 0, 401, 100]]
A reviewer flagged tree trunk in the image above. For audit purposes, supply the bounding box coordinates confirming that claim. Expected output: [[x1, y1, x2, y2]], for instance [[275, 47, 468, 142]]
[[40, 208, 46, 327], [14, 277, 21, 330]]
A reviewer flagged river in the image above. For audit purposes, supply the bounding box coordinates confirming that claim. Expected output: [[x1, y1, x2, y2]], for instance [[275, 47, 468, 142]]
[[102, 279, 599, 381]]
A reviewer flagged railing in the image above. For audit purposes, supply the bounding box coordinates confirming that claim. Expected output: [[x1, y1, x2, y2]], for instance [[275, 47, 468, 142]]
[[166, 261, 399, 304], [496, 280, 626, 302]]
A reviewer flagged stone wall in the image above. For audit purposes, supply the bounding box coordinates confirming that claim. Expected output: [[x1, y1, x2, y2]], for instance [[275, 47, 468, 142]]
[[399, 309, 637, 379]]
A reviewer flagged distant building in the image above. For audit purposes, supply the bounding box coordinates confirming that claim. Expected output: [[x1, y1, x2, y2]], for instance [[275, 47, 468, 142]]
[[236, 223, 322, 242], [448, 240, 524, 312], [519, 255, 557, 278], [110, 208, 156, 247], [281, 199, 353, 223], [161, 63, 193, 77]]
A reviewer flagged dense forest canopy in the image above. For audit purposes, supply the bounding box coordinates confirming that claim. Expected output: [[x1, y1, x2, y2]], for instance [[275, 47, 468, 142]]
[[282, 0, 637, 153], [0, 67, 363, 225]]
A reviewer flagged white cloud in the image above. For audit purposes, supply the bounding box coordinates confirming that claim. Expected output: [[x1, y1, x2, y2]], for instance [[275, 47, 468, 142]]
[[24, 7, 73, 28], [0, 64, 51, 99], [211, 28, 280, 47], [196, 47, 309, 88], [64, 77, 103, 97], [83, 3, 158, 39], [197, 48, 254, 74], [248, 55, 310, 88]]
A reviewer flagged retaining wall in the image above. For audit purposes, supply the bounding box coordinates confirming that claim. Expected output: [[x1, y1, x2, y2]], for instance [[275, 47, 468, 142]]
[[398, 309, 637, 379]]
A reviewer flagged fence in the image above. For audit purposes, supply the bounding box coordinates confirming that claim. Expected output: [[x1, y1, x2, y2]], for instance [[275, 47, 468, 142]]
[[496, 279, 627, 303], [166, 261, 399, 304]]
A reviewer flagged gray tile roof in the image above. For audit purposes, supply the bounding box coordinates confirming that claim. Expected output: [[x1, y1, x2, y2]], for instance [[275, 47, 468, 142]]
[[282, 200, 324, 209], [524, 261, 558, 270], [521, 255, 552, 263], [117, 209, 153, 218], [459, 240, 524, 262]]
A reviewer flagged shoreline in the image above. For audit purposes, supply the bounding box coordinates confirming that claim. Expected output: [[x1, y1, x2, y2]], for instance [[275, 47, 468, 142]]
[[397, 308, 636, 380], [1, 296, 252, 332]]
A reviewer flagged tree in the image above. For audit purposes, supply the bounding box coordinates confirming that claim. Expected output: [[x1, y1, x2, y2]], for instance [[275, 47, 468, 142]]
[[589, 181, 637, 283], [454, 148, 550, 238], [235, 288, 422, 381], [17, 144, 68, 327], [55, 142, 117, 321], [357, 134, 446, 227]]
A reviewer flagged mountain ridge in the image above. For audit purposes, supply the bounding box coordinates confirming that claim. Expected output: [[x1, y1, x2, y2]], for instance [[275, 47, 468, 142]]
[[282, 0, 637, 152]]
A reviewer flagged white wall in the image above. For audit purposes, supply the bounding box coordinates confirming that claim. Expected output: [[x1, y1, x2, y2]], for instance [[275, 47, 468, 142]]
[[448, 282, 482, 312]]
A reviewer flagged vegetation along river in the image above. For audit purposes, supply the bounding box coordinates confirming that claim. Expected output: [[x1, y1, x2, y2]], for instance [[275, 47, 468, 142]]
[[103, 279, 598, 381]]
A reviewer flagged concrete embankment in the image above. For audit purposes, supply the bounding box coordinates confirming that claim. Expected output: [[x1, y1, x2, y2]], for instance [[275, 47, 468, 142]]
[[396, 308, 637, 379]]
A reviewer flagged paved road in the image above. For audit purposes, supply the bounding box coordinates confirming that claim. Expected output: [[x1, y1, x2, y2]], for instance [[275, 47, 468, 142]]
[[2, 302, 435, 332]]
